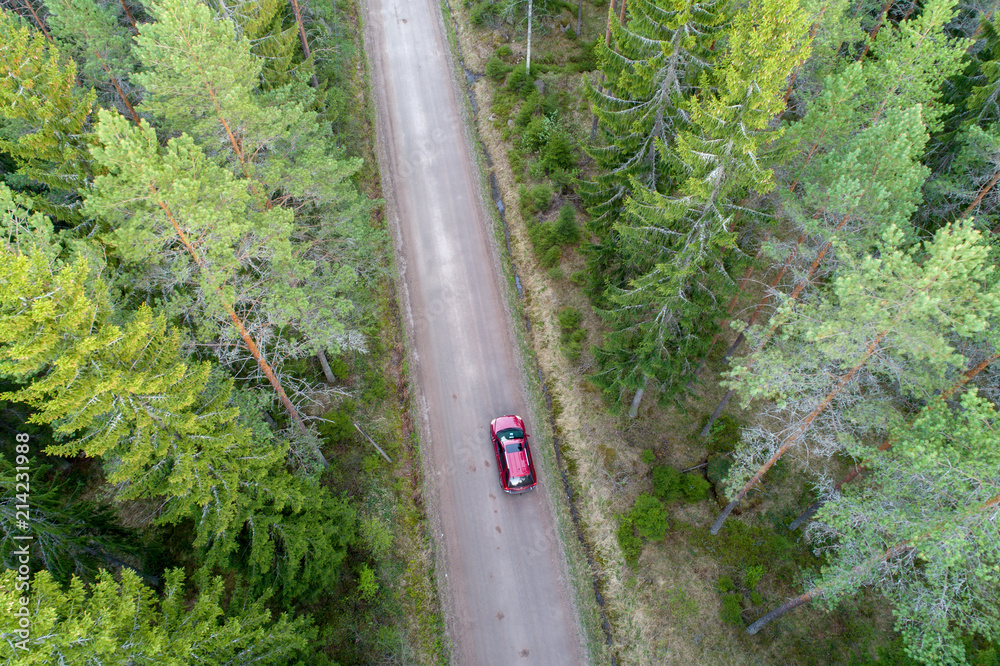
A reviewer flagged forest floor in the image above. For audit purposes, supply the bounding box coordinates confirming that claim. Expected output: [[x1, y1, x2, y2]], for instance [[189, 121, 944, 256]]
[[439, 1, 918, 664]]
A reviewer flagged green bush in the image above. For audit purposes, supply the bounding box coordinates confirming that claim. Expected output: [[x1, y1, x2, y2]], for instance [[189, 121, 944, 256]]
[[680, 473, 711, 502], [485, 55, 511, 81], [319, 404, 357, 442], [519, 182, 553, 216], [706, 454, 732, 495], [496, 44, 513, 58], [521, 115, 548, 151], [652, 465, 682, 501], [750, 591, 763, 606], [744, 563, 765, 590], [506, 63, 536, 97], [641, 449, 656, 466], [540, 245, 562, 268], [616, 521, 643, 567], [630, 493, 669, 541], [553, 204, 580, 244], [358, 563, 378, 601], [541, 130, 575, 172], [717, 575, 736, 593], [557, 306, 582, 334], [469, 0, 499, 26], [707, 414, 741, 454], [720, 593, 744, 626]]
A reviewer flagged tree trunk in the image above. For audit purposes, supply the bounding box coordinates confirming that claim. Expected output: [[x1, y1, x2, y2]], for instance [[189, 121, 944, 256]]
[[316, 348, 336, 384], [21, 0, 52, 41], [526, 0, 533, 76], [628, 375, 648, 419], [289, 0, 320, 88], [711, 329, 889, 535], [960, 168, 1000, 220], [117, 0, 138, 33], [857, 0, 894, 61], [354, 421, 392, 463], [153, 190, 328, 467], [788, 350, 1000, 530]]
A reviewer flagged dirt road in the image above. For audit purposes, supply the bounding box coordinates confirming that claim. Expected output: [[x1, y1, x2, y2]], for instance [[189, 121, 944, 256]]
[[362, 0, 587, 663]]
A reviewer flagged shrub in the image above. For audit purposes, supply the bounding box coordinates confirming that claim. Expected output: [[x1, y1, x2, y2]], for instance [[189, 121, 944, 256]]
[[485, 55, 511, 81], [750, 591, 764, 606], [319, 404, 357, 442], [680, 473, 711, 502], [640, 449, 656, 466], [720, 593, 744, 626], [652, 465, 682, 501], [540, 245, 562, 268], [506, 64, 536, 97], [519, 182, 552, 216], [358, 563, 378, 601], [360, 517, 394, 560], [541, 130, 575, 172], [616, 521, 642, 567], [557, 307, 583, 334], [630, 493, 669, 541], [553, 204, 580, 244], [469, 0, 500, 26], [744, 563, 765, 590], [717, 575, 736, 593], [496, 44, 513, 58], [707, 414, 741, 454], [521, 115, 548, 152]]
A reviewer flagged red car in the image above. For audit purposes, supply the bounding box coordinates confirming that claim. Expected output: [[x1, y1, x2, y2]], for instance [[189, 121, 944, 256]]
[[490, 415, 537, 493]]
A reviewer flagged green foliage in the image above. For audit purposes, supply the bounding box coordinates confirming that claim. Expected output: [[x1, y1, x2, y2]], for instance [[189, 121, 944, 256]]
[[720, 593, 744, 625], [629, 492, 669, 541], [506, 63, 536, 96], [706, 414, 740, 454], [616, 520, 643, 566], [743, 563, 765, 590], [0, 11, 96, 220], [750, 591, 763, 606], [553, 204, 580, 245], [679, 473, 710, 502], [717, 574, 736, 593], [360, 516, 394, 560], [485, 54, 511, 81], [557, 306, 586, 361], [358, 563, 378, 601], [0, 568, 315, 663], [540, 245, 562, 268], [652, 465, 682, 501], [640, 449, 656, 466], [519, 182, 553, 216]]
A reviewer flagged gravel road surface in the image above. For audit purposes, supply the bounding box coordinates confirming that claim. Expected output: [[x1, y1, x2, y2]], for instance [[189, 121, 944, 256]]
[[362, 0, 587, 663]]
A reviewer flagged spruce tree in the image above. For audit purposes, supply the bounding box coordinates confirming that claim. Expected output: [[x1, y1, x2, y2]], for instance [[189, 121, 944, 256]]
[[580, 0, 727, 290], [0, 568, 315, 663], [592, 0, 811, 410], [0, 9, 95, 221]]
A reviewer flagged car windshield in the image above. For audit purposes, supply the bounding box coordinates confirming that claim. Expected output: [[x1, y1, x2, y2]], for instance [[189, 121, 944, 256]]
[[496, 427, 524, 441], [509, 472, 534, 487]]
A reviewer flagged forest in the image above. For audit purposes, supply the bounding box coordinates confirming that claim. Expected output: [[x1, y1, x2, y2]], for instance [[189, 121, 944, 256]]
[[460, 0, 1000, 662], [0, 0, 445, 663]]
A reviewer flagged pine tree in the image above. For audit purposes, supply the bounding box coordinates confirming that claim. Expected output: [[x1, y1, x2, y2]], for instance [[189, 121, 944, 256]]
[[750, 392, 1000, 664], [713, 221, 1000, 534], [84, 110, 330, 461], [0, 9, 95, 221], [44, 0, 141, 123], [0, 568, 315, 663]]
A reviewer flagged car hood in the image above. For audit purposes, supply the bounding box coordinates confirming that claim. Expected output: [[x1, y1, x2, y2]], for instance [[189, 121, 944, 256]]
[[505, 442, 530, 477]]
